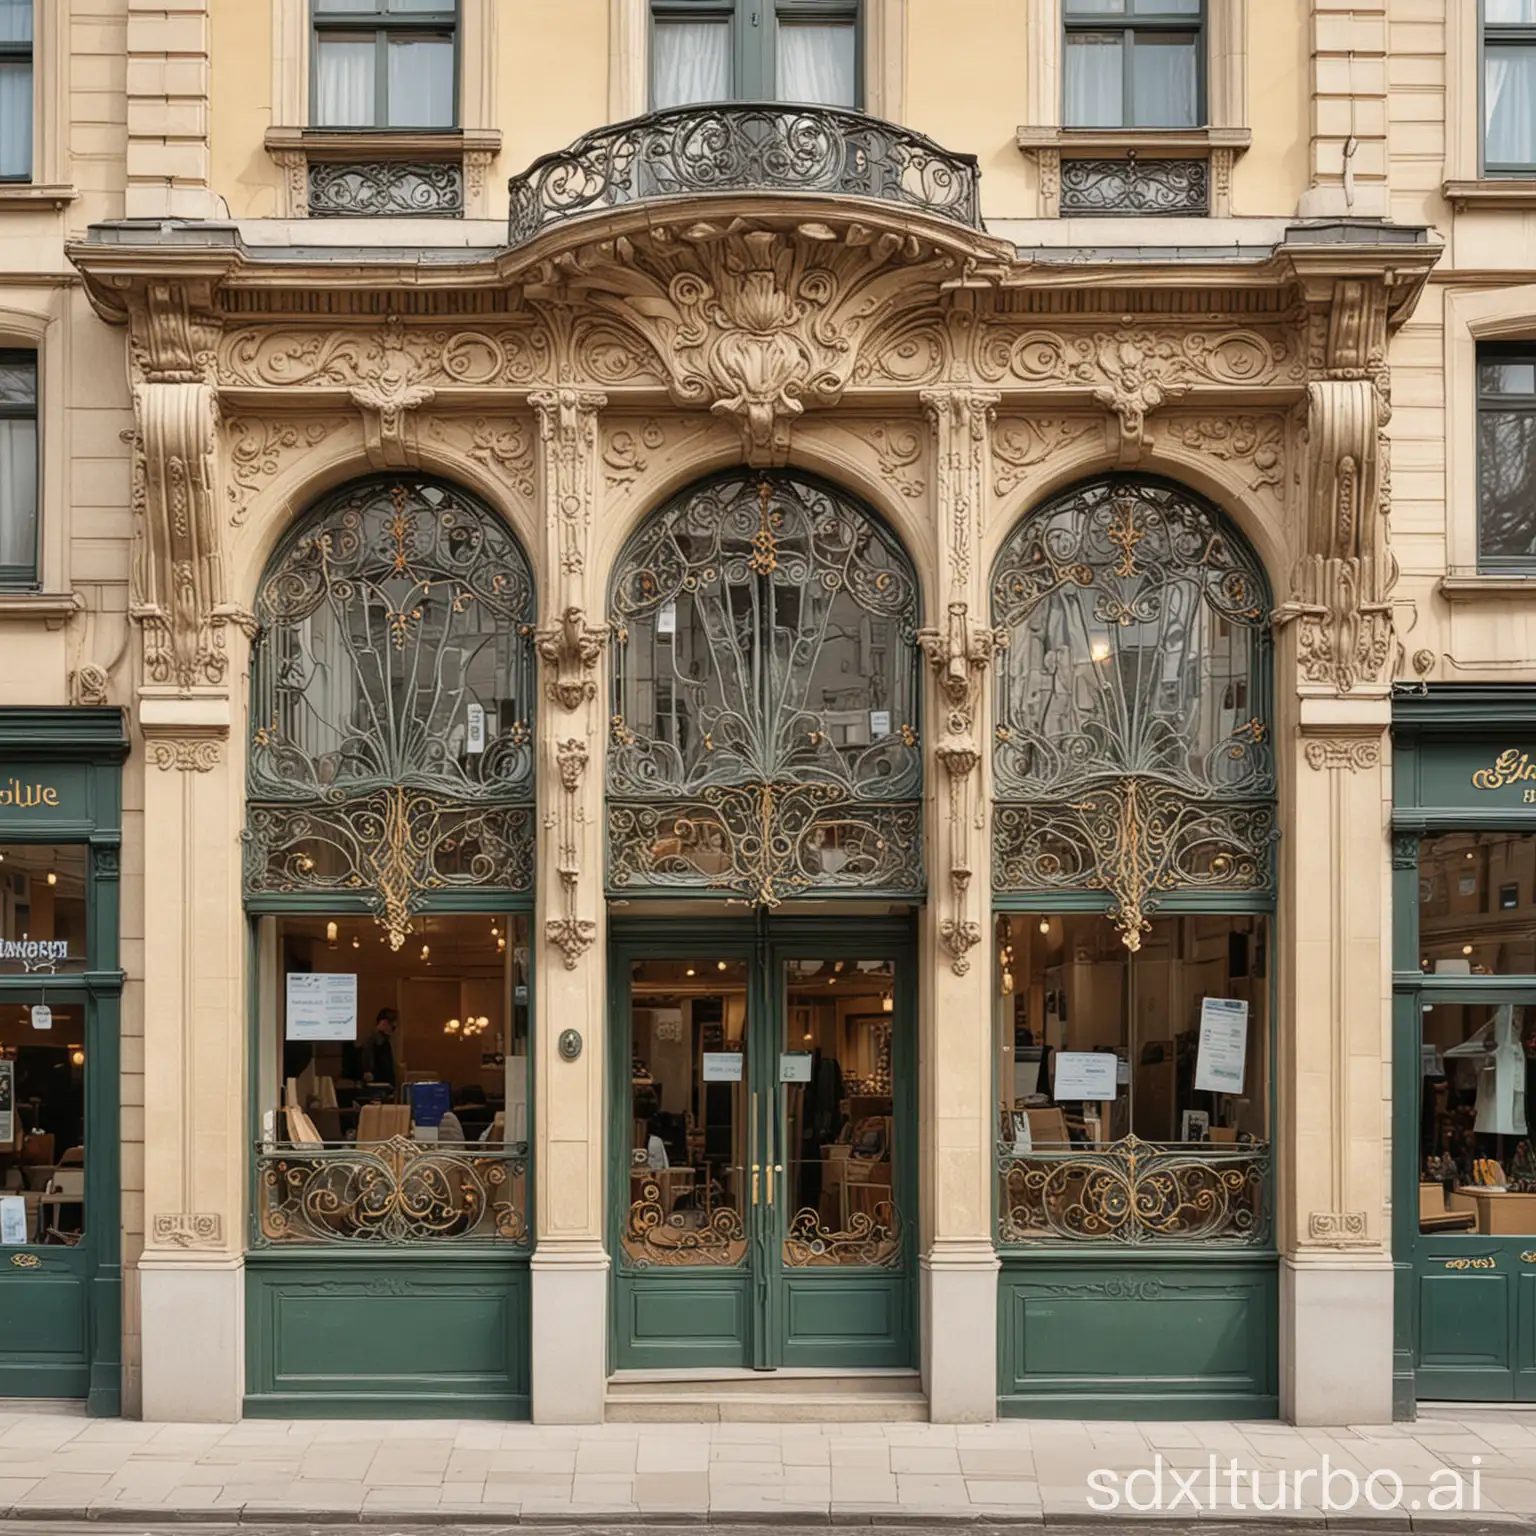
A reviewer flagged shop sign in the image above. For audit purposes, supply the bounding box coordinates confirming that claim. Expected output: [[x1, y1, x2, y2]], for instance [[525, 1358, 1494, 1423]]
[[0, 766, 90, 828], [1405, 742, 1536, 812], [1471, 749, 1536, 801], [0, 939, 72, 975]]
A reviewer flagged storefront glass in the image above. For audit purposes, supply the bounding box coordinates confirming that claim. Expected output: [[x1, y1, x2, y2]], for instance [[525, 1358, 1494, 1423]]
[[0, 844, 87, 976], [1418, 832, 1536, 974], [0, 998, 85, 1244]]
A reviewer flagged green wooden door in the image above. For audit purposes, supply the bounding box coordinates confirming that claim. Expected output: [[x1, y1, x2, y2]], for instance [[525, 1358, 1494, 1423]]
[[610, 917, 915, 1371]]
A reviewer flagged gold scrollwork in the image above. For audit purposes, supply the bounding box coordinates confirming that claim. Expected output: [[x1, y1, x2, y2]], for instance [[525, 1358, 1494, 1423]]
[[624, 1179, 747, 1267], [783, 1203, 902, 1268], [1442, 1256, 1498, 1271], [9, 1252, 41, 1268]]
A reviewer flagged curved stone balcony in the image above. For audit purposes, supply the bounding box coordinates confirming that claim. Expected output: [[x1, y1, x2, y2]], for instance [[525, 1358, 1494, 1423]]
[[506, 102, 982, 247]]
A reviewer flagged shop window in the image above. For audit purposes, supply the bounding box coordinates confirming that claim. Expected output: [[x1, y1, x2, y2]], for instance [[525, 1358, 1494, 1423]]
[[1418, 832, 1536, 974], [0, 845, 87, 977], [0, 999, 85, 1247], [312, 0, 458, 129], [1476, 342, 1536, 569], [0, 349, 37, 587], [607, 469, 922, 903], [649, 0, 860, 110], [253, 913, 531, 1245], [994, 913, 1269, 1244], [1063, 0, 1203, 130], [1485, 0, 1536, 174], [0, 0, 29, 181]]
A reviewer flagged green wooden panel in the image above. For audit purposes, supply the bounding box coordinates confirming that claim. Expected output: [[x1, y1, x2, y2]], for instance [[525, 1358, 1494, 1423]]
[[779, 1274, 910, 1367], [245, 1256, 530, 1418], [619, 1277, 750, 1369], [0, 1265, 89, 1397], [999, 1258, 1277, 1419], [1517, 1270, 1536, 1403], [1415, 1272, 1513, 1401]]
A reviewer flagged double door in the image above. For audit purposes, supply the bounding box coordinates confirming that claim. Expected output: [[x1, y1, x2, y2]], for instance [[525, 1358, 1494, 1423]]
[[609, 920, 914, 1371]]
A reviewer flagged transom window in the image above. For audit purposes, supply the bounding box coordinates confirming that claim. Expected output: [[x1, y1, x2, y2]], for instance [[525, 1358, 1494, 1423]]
[[1484, 0, 1536, 172], [0, 349, 38, 587], [650, 0, 860, 111], [1476, 342, 1536, 570], [311, 0, 458, 130], [0, 0, 30, 181], [1063, 0, 1204, 130]]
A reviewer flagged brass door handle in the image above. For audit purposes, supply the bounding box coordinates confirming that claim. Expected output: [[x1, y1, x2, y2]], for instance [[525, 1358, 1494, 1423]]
[[767, 1163, 783, 1202], [752, 1165, 761, 1204]]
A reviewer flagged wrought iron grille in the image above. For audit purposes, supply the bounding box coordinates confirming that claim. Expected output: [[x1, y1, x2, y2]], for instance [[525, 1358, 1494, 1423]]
[[608, 470, 923, 903], [256, 1137, 529, 1246], [991, 477, 1275, 948], [245, 477, 537, 946], [309, 161, 464, 218], [997, 1134, 1270, 1247], [506, 102, 982, 246], [1058, 157, 1209, 217]]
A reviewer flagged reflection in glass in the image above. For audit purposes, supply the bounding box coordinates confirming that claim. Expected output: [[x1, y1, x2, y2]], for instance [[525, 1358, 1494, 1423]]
[[0, 845, 87, 975], [0, 1002, 85, 1245], [1478, 397, 1536, 564], [781, 959, 900, 1267], [1418, 834, 1536, 975], [623, 959, 748, 1267], [1420, 1003, 1536, 1236]]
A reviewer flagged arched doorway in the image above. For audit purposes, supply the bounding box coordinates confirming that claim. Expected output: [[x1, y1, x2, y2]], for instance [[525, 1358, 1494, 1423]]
[[605, 469, 923, 1372], [241, 475, 539, 1416], [989, 474, 1281, 1416]]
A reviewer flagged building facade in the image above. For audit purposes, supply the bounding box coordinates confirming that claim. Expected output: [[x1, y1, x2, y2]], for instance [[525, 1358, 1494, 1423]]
[[1, 0, 1534, 1425]]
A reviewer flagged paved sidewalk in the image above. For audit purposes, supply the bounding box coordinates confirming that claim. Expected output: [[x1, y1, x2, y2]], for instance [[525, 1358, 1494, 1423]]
[[1, 1405, 1535, 1526]]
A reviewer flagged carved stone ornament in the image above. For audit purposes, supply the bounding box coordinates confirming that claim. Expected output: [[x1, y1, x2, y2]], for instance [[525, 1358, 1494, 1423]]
[[546, 912, 598, 971], [918, 602, 1004, 710], [546, 737, 596, 971], [152, 1212, 223, 1247], [352, 375, 436, 470], [148, 737, 222, 772], [224, 416, 345, 526], [535, 605, 609, 711], [1307, 1210, 1369, 1245], [531, 388, 606, 579], [1304, 737, 1382, 772]]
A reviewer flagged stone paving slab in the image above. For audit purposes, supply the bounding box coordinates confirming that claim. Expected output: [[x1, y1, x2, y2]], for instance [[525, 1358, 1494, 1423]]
[[0, 1408, 1533, 1529]]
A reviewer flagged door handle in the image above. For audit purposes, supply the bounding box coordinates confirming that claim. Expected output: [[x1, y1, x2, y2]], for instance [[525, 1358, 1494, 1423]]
[[750, 1091, 759, 1205]]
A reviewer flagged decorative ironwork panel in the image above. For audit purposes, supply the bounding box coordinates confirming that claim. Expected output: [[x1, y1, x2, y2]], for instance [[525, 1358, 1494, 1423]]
[[1058, 157, 1209, 217], [992, 477, 1274, 946], [784, 1200, 902, 1268], [507, 103, 982, 246], [309, 161, 464, 218], [246, 477, 537, 945], [608, 470, 923, 903], [998, 1134, 1270, 1248], [624, 1176, 748, 1268], [256, 1138, 529, 1246]]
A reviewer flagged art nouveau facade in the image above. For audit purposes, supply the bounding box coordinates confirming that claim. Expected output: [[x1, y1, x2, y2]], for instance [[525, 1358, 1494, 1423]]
[[2, 0, 1536, 1426]]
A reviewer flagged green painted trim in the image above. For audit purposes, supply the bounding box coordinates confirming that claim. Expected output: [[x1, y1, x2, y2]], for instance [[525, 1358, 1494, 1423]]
[[1392, 683, 1536, 732], [0, 707, 128, 756], [990, 890, 1276, 913]]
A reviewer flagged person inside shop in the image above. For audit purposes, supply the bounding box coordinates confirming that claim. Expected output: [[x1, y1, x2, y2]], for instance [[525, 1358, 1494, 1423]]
[[362, 1009, 399, 1090]]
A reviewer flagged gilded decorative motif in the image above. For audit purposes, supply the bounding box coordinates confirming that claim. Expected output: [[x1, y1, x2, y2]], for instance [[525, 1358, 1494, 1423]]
[[784, 1202, 902, 1268], [258, 1136, 529, 1245], [608, 471, 923, 903], [998, 1134, 1269, 1247], [624, 1178, 747, 1267]]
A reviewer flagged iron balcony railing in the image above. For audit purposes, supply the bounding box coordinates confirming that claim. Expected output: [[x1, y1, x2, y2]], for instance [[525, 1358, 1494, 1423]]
[[997, 1133, 1271, 1248], [255, 1136, 529, 1247], [506, 102, 983, 247]]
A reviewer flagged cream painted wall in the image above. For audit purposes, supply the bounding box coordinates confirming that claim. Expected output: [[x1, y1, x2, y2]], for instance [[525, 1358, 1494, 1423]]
[[1233, 0, 1309, 216], [209, 0, 278, 221]]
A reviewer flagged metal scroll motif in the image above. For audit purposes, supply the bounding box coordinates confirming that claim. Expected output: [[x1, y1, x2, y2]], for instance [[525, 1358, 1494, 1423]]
[[624, 1179, 748, 1267], [257, 1138, 529, 1245], [245, 478, 537, 947], [998, 1135, 1269, 1247], [991, 478, 1274, 948], [608, 471, 924, 903], [1058, 157, 1209, 217], [309, 161, 464, 218], [506, 102, 982, 245], [784, 1202, 903, 1268]]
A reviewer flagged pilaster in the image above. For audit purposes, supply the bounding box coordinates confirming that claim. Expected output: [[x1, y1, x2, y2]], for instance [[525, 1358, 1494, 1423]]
[[528, 388, 611, 1424], [1298, 0, 1388, 219], [915, 389, 1001, 1423], [125, 0, 217, 222]]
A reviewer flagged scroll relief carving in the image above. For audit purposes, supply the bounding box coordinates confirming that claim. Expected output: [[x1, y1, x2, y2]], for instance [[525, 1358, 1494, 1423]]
[[224, 416, 348, 526], [1304, 738, 1382, 773], [545, 737, 596, 971], [841, 420, 927, 499], [426, 415, 537, 500], [529, 221, 962, 465], [1307, 1210, 1369, 1245], [152, 1212, 223, 1247], [147, 737, 222, 772], [992, 416, 1100, 495], [1154, 414, 1288, 494]]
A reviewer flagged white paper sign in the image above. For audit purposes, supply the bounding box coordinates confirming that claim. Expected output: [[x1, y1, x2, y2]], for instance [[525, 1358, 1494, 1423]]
[[29, 1004, 51, 1031], [0, 1196, 26, 1246], [1195, 997, 1250, 1094], [780, 1051, 813, 1083], [657, 602, 677, 636], [285, 972, 359, 1042], [465, 702, 485, 755], [702, 1051, 743, 1082], [0, 1058, 12, 1143], [870, 710, 892, 738], [1053, 1051, 1119, 1101], [1116, 1056, 1131, 1085]]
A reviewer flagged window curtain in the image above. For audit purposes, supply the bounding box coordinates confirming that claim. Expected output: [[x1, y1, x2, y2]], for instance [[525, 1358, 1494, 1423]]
[[1064, 33, 1123, 127], [315, 38, 375, 127], [776, 22, 856, 107], [1487, 47, 1536, 167], [387, 36, 454, 127], [0, 59, 29, 178], [652, 21, 731, 109], [0, 416, 37, 570], [1131, 35, 1197, 127]]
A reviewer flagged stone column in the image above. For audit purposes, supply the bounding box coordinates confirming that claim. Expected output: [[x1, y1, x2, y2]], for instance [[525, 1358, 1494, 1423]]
[[915, 389, 1001, 1423], [132, 376, 249, 1422], [125, 0, 219, 221], [1297, 0, 1388, 219], [528, 388, 611, 1424]]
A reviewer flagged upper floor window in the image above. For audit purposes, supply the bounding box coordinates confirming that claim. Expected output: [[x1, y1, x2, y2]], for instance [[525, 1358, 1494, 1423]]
[[650, 0, 860, 111], [1477, 342, 1536, 569], [0, 0, 30, 180], [312, 0, 457, 130], [0, 350, 37, 586], [1485, 0, 1536, 171], [1063, 0, 1203, 130]]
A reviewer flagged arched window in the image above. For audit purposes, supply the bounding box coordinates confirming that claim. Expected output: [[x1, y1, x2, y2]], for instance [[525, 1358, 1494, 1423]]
[[607, 469, 923, 903], [244, 476, 537, 947]]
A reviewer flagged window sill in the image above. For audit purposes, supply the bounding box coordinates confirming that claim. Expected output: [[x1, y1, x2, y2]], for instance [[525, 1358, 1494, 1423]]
[[0, 590, 80, 627], [1438, 574, 1536, 601], [0, 184, 78, 212], [263, 128, 501, 221], [1444, 178, 1536, 211], [1016, 127, 1251, 219]]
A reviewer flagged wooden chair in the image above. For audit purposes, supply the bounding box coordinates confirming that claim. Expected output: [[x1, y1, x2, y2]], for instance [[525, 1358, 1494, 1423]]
[[357, 1102, 411, 1143]]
